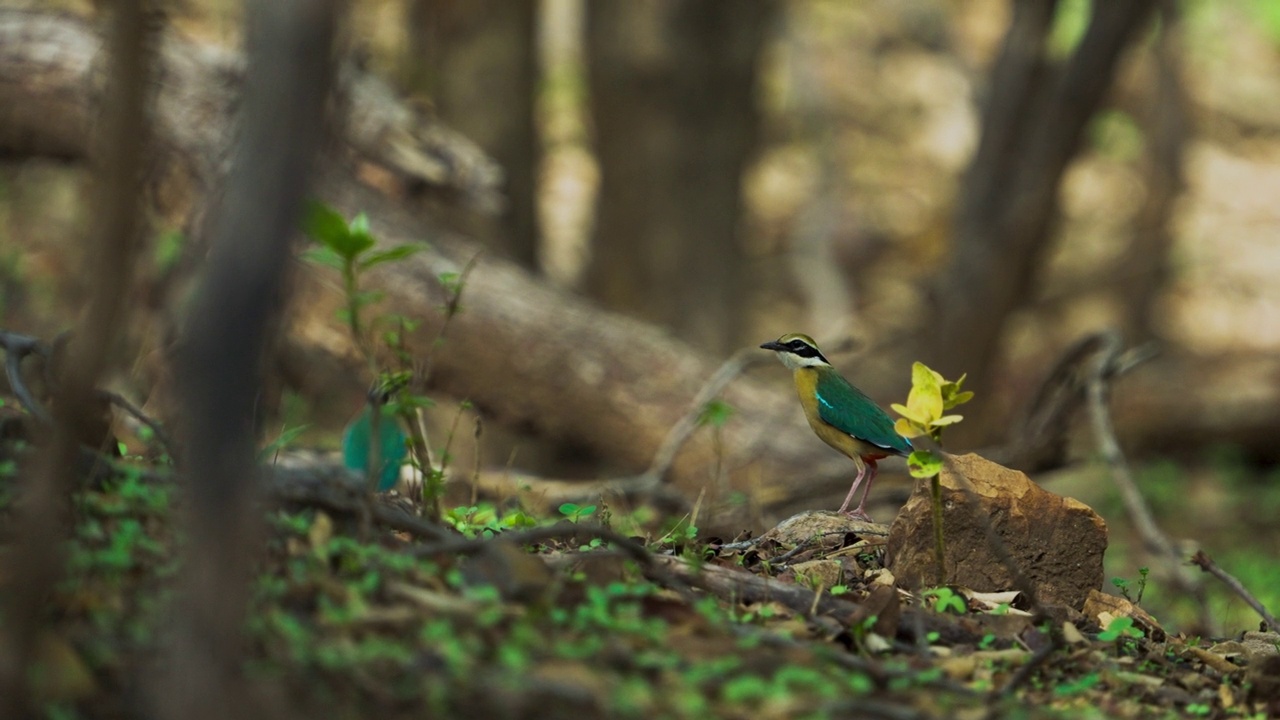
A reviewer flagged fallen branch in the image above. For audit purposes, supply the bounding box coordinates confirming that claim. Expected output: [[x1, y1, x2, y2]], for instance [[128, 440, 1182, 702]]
[[0, 330, 51, 422], [990, 331, 1156, 472], [641, 348, 770, 484], [410, 522, 700, 604], [268, 464, 451, 542], [1190, 550, 1278, 630], [474, 348, 768, 516], [1083, 331, 1204, 623], [995, 637, 1062, 701], [652, 554, 861, 623]]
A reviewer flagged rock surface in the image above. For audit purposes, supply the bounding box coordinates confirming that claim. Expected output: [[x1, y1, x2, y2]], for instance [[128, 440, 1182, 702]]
[[759, 510, 887, 550], [885, 453, 1107, 610]]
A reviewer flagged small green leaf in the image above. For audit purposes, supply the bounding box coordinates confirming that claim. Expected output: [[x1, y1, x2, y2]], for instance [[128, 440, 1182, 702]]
[[907, 449, 943, 478], [304, 200, 349, 249], [359, 244, 425, 271], [302, 246, 345, 271], [260, 424, 310, 461], [348, 212, 370, 236], [929, 415, 964, 427], [1098, 616, 1143, 641], [152, 229, 186, 273], [698, 399, 736, 428], [304, 202, 375, 260], [438, 271, 462, 294], [351, 289, 385, 308]]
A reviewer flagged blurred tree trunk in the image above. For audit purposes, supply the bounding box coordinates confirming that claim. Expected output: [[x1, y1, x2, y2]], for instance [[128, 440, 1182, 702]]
[[929, 0, 1157, 439], [405, 0, 539, 269], [583, 1, 775, 355], [1118, 0, 1187, 340]]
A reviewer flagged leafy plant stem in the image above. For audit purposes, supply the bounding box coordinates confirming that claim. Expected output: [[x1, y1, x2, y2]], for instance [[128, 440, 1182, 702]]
[[342, 259, 360, 347], [419, 252, 481, 385]]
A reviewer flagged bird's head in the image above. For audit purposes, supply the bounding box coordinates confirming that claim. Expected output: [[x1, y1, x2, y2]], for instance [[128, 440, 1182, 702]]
[[759, 333, 831, 370]]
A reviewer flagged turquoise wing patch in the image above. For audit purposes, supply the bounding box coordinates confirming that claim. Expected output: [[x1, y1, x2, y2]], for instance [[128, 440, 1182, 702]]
[[814, 372, 912, 455]]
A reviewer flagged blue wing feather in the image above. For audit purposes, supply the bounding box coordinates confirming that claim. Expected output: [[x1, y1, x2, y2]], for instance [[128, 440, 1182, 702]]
[[814, 370, 912, 456]]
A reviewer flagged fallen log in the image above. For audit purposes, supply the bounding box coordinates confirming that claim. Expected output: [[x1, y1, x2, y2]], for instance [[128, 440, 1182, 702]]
[[3, 10, 1278, 530]]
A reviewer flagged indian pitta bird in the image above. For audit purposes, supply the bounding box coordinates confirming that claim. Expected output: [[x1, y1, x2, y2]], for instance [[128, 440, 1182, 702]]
[[760, 333, 912, 521]]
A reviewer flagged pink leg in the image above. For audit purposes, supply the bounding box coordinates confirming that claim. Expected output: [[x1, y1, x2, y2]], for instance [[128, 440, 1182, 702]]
[[836, 459, 868, 517], [849, 462, 880, 520]]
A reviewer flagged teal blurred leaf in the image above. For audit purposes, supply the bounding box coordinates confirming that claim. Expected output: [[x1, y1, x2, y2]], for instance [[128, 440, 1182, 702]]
[[342, 405, 407, 491]]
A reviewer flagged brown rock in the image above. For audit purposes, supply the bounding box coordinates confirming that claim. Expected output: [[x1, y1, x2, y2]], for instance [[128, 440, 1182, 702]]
[[884, 453, 1107, 610], [1081, 588, 1166, 641]]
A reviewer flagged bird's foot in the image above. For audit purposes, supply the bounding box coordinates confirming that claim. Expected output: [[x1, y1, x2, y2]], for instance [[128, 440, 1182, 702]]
[[839, 508, 874, 522]]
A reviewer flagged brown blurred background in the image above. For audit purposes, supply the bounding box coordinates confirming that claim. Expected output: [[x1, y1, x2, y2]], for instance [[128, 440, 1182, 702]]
[[2, 0, 1278, 631]]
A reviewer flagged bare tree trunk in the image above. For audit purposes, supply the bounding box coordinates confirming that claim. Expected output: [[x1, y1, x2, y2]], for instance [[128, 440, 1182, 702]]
[[0, 2, 152, 713], [583, 1, 775, 355], [930, 0, 1158, 439], [404, 0, 539, 270], [155, 3, 337, 718], [1117, 0, 1187, 340]]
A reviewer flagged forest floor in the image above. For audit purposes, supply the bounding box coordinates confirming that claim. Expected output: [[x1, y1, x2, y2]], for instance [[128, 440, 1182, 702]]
[[6, 451, 1277, 720]]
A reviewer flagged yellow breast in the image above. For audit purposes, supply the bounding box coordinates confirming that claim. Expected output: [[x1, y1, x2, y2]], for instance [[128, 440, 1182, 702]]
[[790, 368, 884, 463]]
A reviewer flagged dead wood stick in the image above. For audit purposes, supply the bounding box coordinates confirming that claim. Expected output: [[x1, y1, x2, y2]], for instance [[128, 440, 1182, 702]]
[[461, 348, 768, 514], [1190, 550, 1278, 630], [649, 554, 874, 622], [641, 347, 768, 484], [1083, 332, 1202, 612], [410, 523, 699, 604], [0, 330, 50, 422]]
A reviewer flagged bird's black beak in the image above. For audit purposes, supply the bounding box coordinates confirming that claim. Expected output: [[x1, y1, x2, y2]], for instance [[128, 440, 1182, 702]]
[[759, 340, 784, 351]]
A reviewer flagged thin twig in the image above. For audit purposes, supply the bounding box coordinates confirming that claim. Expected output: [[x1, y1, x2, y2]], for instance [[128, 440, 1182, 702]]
[[372, 504, 452, 542], [1190, 550, 1278, 630], [418, 250, 482, 386], [1083, 332, 1201, 605], [411, 522, 699, 604], [99, 390, 178, 461], [993, 332, 1156, 472], [642, 347, 768, 483], [0, 330, 51, 422], [1, 331, 178, 461], [469, 416, 483, 506], [411, 522, 642, 561], [995, 636, 1063, 701], [407, 250, 480, 516]]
